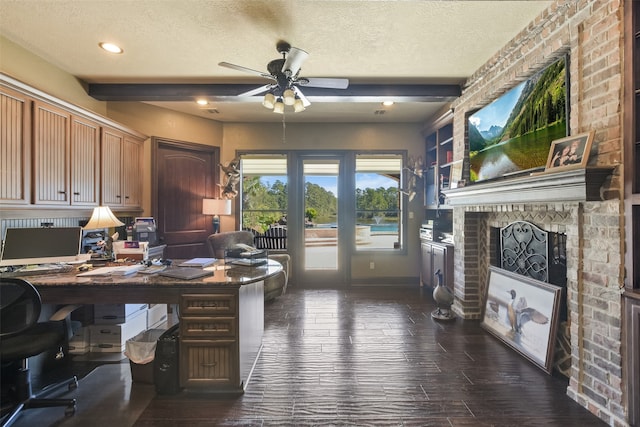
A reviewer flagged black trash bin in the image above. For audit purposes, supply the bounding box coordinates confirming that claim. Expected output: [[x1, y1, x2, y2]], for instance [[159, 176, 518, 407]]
[[154, 323, 181, 395]]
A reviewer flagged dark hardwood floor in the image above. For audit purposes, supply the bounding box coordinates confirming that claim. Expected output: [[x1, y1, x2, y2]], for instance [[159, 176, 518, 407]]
[[9, 286, 606, 426]]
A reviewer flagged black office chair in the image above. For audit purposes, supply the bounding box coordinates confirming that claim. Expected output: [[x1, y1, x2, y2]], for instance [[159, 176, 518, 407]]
[[0, 278, 79, 427]]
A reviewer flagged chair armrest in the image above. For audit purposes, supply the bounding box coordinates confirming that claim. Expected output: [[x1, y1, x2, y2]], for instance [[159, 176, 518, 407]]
[[50, 304, 82, 341]]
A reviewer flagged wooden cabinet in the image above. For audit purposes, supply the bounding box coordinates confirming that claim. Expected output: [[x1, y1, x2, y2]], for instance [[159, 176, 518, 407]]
[[0, 76, 146, 211], [33, 102, 100, 207], [420, 239, 453, 289], [179, 293, 239, 389], [101, 127, 143, 208], [0, 86, 31, 205], [178, 281, 264, 392]]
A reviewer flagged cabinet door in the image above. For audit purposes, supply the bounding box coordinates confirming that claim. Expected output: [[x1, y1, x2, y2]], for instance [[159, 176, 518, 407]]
[[180, 339, 238, 388], [432, 243, 454, 290], [0, 87, 31, 205], [122, 137, 143, 207], [101, 127, 124, 206], [33, 101, 71, 205], [420, 241, 434, 287], [70, 116, 100, 206]]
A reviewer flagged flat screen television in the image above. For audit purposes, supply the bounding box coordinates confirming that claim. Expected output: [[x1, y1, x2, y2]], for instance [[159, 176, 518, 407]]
[[468, 55, 568, 183], [0, 227, 83, 266]]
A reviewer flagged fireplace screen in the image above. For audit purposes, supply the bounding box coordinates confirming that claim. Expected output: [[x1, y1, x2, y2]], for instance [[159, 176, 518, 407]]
[[500, 221, 549, 282]]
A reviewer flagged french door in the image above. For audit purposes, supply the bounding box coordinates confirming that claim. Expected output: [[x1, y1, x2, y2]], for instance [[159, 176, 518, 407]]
[[292, 154, 350, 286]]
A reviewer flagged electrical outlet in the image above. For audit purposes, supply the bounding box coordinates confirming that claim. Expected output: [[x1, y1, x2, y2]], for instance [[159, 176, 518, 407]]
[[409, 211, 414, 219], [369, 262, 375, 270]]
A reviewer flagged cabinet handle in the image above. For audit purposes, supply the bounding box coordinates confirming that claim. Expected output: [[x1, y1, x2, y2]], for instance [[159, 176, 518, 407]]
[[73, 192, 80, 195], [58, 190, 66, 194], [116, 195, 122, 198], [201, 362, 217, 367], [125, 196, 130, 199]]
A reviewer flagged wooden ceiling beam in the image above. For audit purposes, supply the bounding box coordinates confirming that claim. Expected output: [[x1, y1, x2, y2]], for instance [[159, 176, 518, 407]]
[[87, 83, 461, 102]]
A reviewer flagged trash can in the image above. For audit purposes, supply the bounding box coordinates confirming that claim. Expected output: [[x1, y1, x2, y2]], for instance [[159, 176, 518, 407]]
[[124, 328, 165, 384], [154, 323, 180, 394]]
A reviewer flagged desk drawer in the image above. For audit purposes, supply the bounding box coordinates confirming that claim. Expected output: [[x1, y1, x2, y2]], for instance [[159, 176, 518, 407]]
[[180, 339, 238, 388], [180, 294, 236, 316], [180, 316, 236, 338]]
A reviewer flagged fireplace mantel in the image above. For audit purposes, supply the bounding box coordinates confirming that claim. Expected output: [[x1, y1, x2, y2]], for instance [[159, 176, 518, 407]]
[[442, 167, 614, 206]]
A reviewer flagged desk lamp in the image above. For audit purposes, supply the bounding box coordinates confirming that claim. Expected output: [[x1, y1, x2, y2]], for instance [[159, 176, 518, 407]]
[[203, 199, 232, 234], [83, 206, 124, 259]]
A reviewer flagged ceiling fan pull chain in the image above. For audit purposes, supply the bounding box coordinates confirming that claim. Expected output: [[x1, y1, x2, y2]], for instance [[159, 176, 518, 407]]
[[282, 114, 286, 144]]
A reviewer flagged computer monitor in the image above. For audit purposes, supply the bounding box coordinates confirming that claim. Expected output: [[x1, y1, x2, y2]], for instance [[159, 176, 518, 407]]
[[0, 227, 84, 266]]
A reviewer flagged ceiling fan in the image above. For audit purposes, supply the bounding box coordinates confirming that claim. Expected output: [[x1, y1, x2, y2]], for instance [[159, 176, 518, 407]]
[[219, 41, 349, 113]]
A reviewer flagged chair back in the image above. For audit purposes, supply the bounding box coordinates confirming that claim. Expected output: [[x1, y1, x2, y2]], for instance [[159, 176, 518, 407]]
[[263, 226, 287, 250], [0, 277, 42, 338], [206, 231, 255, 259]]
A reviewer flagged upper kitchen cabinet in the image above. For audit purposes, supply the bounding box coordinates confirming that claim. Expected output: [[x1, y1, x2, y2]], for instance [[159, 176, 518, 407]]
[[32, 101, 101, 207], [0, 86, 31, 206], [101, 127, 144, 209]]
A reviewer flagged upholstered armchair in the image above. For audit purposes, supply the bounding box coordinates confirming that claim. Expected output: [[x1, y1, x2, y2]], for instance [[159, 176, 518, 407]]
[[206, 231, 290, 301]]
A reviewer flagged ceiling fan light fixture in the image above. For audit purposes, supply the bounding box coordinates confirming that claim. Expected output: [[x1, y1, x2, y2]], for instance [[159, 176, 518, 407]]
[[283, 88, 296, 105], [273, 98, 285, 114], [263, 92, 276, 109], [293, 97, 306, 113]]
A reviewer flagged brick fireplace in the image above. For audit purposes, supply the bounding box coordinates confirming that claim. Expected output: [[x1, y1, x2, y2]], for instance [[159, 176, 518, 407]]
[[442, 168, 625, 423]]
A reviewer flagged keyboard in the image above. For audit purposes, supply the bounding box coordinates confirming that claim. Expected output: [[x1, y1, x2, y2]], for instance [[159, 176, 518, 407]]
[[0, 264, 74, 277]]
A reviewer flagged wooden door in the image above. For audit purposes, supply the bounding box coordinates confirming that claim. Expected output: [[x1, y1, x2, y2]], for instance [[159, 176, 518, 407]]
[[101, 127, 124, 206], [70, 116, 100, 206], [153, 138, 219, 259], [123, 136, 143, 207], [33, 101, 70, 205], [0, 86, 31, 205]]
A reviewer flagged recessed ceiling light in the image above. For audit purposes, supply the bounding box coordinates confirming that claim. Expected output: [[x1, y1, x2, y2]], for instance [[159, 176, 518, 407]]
[[382, 101, 394, 106], [99, 42, 123, 54], [196, 99, 209, 106]]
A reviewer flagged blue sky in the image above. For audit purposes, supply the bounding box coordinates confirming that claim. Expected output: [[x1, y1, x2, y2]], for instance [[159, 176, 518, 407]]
[[468, 82, 525, 132]]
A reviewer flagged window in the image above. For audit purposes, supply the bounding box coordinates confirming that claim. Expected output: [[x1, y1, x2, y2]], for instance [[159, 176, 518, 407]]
[[355, 154, 403, 250], [240, 155, 288, 235]]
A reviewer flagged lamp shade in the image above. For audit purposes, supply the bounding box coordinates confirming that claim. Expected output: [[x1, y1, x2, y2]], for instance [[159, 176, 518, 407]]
[[283, 88, 296, 106], [202, 199, 232, 216], [83, 206, 124, 230], [273, 98, 285, 114]]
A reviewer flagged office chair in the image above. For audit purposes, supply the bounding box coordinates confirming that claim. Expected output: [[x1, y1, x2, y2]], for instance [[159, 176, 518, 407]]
[[0, 278, 79, 427]]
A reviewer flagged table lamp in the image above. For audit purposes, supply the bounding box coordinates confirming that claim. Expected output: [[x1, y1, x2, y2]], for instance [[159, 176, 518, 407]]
[[83, 206, 124, 259], [203, 199, 232, 234]]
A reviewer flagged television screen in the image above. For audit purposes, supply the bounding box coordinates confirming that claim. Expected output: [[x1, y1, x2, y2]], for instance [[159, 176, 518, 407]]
[[468, 56, 568, 183]]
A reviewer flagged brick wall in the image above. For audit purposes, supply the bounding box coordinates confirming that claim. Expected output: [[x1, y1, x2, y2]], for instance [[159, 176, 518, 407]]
[[448, 1, 626, 425]]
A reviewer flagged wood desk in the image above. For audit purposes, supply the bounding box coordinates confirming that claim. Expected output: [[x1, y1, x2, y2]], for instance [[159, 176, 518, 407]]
[[15, 260, 282, 394]]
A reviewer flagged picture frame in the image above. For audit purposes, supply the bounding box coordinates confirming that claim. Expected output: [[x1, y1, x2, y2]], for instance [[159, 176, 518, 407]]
[[544, 131, 594, 172], [481, 266, 562, 374], [448, 160, 463, 189]]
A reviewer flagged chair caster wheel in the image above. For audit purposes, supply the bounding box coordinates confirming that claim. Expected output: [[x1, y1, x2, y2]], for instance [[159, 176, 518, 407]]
[[68, 377, 78, 391], [65, 403, 76, 417]]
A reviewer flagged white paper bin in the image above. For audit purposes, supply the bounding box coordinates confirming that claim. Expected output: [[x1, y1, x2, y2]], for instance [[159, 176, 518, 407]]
[[125, 329, 165, 383]]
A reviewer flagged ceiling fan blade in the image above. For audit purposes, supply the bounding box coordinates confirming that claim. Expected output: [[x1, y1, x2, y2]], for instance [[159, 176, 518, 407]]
[[219, 62, 274, 79], [302, 77, 349, 89], [237, 84, 272, 97], [282, 47, 309, 76], [293, 86, 311, 107]]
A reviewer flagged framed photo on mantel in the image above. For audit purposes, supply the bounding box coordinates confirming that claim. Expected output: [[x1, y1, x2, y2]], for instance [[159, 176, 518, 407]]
[[544, 131, 594, 172]]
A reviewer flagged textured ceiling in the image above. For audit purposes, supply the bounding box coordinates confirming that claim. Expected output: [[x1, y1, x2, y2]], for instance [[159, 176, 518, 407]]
[[0, 0, 552, 123]]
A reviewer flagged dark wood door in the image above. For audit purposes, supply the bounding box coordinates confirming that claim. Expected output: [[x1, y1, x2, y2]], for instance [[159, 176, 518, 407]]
[[153, 138, 219, 259]]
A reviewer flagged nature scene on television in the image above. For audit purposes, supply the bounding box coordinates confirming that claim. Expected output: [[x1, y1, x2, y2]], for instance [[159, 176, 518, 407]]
[[468, 57, 567, 182]]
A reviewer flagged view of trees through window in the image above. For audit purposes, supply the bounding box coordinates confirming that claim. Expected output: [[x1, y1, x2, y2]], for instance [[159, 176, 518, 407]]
[[240, 154, 403, 250]]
